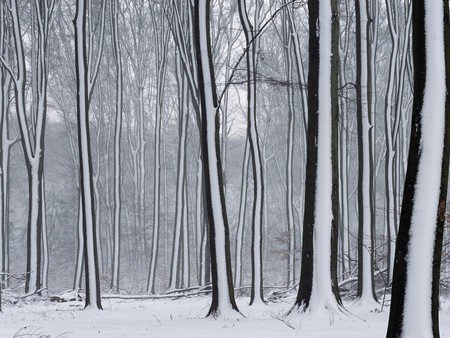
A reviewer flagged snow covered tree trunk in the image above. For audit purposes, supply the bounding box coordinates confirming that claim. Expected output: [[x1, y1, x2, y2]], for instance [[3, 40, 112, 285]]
[[169, 53, 189, 291], [387, 0, 450, 336], [148, 6, 169, 294], [74, 193, 84, 291], [355, 0, 378, 305], [194, 0, 239, 317], [0, 4, 5, 290], [41, 181, 48, 293], [237, 0, 265, 306], [338, 6, 351, 276], [110, 0, 123, 293], [74, 0, 102, 309], [384, 0, 412, 286], [285, 0, 309, 285], [0, 2, 11, 287], [195, 152, 210, 287], [292, 0, 341, 313], [234, 138, 249, 288], [1, 0, 56, 295], [281, 6, 296, 288]]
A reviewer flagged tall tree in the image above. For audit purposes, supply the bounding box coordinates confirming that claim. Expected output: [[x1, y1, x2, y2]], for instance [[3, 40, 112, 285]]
[[147, 1, 170, 294], [74, 0, 103, 309], [237, 0, 265, 305], [110, 0, 123, 293], [355, 0, 377, 305], [291, 0, 341, 313], [0, 0, 56, 295], [386, 0, 450, 336], [194, 0, 239, 317]]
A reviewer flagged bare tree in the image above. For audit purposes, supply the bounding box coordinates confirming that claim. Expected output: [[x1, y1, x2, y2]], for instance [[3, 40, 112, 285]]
[[194, 0, 239, 317], [0, 0, 56, 295], [291, 0, 341, 313], [74, 0, 105, 309], [387, 0, 450, 335]]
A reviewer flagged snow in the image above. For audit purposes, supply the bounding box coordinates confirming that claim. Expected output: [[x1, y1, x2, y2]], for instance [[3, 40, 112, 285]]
[[402, 0, 446, 336], [2, 296, 450, 337]]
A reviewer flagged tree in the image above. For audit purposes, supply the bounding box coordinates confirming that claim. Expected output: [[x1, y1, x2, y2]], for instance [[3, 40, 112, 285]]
[[291, 0, 341, 313], [148, 1, 170, 294], [355, 0, 378, 305], [110, 0, 123, 293], [386, 0, 450, 336], [0, 0, 56, 295], [0, 0, 13, 290], [237, 0, 265, 305], [193, 0, 239, 317], [74, 0, 104, 309]]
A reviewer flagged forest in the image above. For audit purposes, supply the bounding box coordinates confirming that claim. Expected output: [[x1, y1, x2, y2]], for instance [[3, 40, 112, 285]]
[[1, 0, 450, 337]]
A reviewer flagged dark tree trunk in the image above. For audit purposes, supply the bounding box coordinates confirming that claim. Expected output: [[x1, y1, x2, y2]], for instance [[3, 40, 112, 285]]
[[330, 0, 342, 305], [193, 0, 238, 317], [74, 0, 102, 310], [387, 0, 450, 336], [295, 0, 320, 309]]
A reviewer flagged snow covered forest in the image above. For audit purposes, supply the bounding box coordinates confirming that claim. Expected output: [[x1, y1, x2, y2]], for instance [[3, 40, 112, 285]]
[[1, 0, 450, 336]]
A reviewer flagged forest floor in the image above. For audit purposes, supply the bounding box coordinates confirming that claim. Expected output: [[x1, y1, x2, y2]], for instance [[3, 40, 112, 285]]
[[1, 293, 450, 337]]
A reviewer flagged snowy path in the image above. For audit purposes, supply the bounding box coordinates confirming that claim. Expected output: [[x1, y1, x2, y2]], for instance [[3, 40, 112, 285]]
[[1, 296, 450, 337]]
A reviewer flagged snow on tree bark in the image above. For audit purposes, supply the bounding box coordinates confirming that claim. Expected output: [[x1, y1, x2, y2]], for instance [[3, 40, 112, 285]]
[[237, 0, 265, 306], [194, 0, 239, 317], [292, 0, 341, 313], [355, 0, 378, 305], [387, 0, 450, 335], [74, 0, 102, 310]]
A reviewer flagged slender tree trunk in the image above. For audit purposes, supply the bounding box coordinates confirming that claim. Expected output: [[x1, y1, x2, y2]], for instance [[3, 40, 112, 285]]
[[355, 0, 377, 304], [74, 0, 102, 309], [234, 138, 250, 288], [282, 7, 296, 287], [194, 0, 239, 317], [41, 181, 48, 293], [238, 0, 265, 305], [110, 0, 123, 293]]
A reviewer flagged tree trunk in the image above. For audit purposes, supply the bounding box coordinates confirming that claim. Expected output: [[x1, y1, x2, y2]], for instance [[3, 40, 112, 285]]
[[194, 0, 239, 317], [387, 0, 450, 335], [74, 0, 102, 309], [292, 0, 341, 313], [110, 0, 123, 293], [355, 0, 378, 304]]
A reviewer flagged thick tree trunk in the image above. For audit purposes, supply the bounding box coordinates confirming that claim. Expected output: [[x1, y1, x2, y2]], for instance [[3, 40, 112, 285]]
[[293, 0, 341, 313], [387, 0, 450, 335]]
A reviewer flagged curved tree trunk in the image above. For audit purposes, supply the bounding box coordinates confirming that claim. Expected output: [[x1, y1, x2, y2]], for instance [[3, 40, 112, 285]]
[[194, 0, 239, 317]]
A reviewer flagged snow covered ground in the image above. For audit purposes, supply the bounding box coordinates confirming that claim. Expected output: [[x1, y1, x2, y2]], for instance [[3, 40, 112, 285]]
[[2, 295, 450, 337]]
